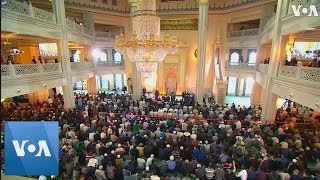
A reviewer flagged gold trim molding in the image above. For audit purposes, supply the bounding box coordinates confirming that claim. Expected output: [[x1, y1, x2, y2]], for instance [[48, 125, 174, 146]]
[[160, 19, 198, 30]]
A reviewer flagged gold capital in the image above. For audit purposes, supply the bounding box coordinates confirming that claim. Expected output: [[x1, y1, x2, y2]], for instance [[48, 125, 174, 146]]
[[197, 0, 209, 5]]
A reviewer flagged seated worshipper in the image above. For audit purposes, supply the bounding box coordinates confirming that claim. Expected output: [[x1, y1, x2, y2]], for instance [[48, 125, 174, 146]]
[[167, 155, 176, 173]]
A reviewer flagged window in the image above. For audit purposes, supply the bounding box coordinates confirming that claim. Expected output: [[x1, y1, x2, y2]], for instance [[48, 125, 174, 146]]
[[100, 75, 113, 90], [227, 77, 237, 95], [72, 50, 81, 62], [113, 49, 122, 64], [114, 74, 123, 90], [248, 50, 257, 65], [74, 81, 83, 90], [230, 52, 240, 65], [244, 77, 254, 96], [93, 49, 107, 62], [98, 51, 107, 62]]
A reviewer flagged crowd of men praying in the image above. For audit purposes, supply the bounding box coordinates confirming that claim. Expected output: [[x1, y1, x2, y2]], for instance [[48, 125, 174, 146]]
[[1, 92, 320, 180]]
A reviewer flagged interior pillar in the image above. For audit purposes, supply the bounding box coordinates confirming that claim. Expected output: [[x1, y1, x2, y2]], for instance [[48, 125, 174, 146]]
[[53, 0, 75, 109], [261, 0, 284, 122], [195, 0, 209, 104]]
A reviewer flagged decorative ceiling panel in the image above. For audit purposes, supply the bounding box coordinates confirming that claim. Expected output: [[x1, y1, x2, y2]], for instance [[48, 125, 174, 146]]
[[64, 0, 268, 14]]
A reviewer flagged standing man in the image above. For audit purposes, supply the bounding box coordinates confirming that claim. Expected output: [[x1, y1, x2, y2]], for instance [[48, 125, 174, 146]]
[[38, 56, 43, 64], [32, 56, 37, 64], [155, 89, 159, 100]]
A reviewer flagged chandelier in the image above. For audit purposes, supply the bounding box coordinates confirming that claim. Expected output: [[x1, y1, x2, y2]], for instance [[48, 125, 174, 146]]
[[114, 0, 178, 75]]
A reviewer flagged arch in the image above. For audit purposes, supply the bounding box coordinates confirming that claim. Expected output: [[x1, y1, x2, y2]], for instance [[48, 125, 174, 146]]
[[230, 52, 239, 65], [248, 51, 257, 65]]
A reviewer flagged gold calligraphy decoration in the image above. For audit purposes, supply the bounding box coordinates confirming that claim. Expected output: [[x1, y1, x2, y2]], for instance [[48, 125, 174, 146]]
[[160, 19, 198, 30]]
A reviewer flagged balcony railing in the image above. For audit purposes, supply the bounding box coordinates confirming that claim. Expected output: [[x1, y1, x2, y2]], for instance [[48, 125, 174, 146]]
[[257, 64, 269, 74], [71, 61, 93, 70], [226, 62, 256, 70], [1, 63, 62, 79], [228, 28, 260, 38], [1, 0, 56, 23], [66, 17, 93, 35], [97, 61, 125, 67], [95, 31, 116, 38], [278, 65, 320, 84]]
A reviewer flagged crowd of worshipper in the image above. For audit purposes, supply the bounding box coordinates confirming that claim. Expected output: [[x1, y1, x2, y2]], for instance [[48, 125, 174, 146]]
[[1, 92, 320, 180]]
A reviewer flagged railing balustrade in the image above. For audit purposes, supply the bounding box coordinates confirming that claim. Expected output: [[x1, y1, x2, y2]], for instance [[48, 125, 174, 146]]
[[66, 17, 93, 36], [97, 61, 125, 67], [71, 61, 93, 70], [1, 63, 62, 79], [278, 65, 320, 84], [226, 62, 256, 70], [1, 0, 56, 23], [228, 28, 260, 38], [257, 64, 269, 74]]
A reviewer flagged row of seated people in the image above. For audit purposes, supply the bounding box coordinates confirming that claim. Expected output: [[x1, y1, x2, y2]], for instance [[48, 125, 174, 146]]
[[1, 93, 320, 180]]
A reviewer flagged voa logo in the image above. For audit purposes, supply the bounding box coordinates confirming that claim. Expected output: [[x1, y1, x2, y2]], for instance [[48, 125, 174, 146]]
[[5, 121, 58, 175], [291, 5, 319, 16], [12, 140, 51, 157]]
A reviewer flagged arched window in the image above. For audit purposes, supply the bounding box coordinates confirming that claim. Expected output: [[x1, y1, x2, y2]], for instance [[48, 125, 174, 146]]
[[230, 52, 240, 65], [113, 50, 122, 64], [73, 50, 81, 62], [98, 51, 107, 62], [248, 52, 257, 65]]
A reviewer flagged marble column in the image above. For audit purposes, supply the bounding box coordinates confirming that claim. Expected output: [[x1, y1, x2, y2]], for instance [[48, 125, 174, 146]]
[[250, 82, 263, 106], [216, 80, 228, 105], [129, 0, 142, 100], [261, 0, 284, 121], [195, 0, 209, 104], [53, 0, 75, 108], [86, 76, 98, 95]]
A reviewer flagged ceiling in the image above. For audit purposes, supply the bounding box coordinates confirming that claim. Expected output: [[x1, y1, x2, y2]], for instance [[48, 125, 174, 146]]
[[1, 32, 56, 45], [293, 26, 320, 42]]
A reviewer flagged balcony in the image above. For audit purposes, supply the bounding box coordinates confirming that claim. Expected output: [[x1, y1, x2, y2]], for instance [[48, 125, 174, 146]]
[[1, 0, 60, 38], [70, 61, 95, 83], [281, 0, 320, 34], [1, 63, 62, 79], [225, 62, 256, 78], [277, 65, 320, 85], [260, 15, 275, 44], [227, 28, 260, 38], [257, 64, 269, 75], [1, 63, 65, 98], [94, 32, 115, 48], [227, 28, 260, 47], [272, 65, 320, 110], [255, 64, 269, 88], [95, 61, 126, 75], [66, 18, 95, 45]]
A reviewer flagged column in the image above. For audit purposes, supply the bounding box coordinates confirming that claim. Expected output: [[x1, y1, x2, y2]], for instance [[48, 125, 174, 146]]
[[195, 0, 209, 104], [53, 0, 75, 109], [250, 82, 263, 106], [261, 0, 284, 121], [87, 76, 98, 95], [129, 0, 142, 100], [216, 80, 228, 105]]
